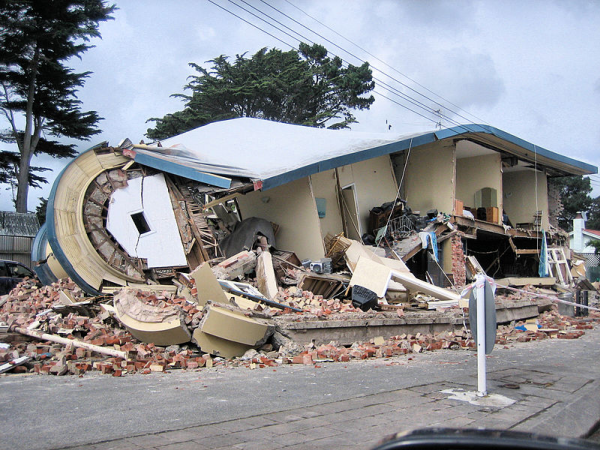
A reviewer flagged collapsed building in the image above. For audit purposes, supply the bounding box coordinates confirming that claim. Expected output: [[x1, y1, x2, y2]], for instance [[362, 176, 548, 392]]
[[33, 118, 596, 292], [12, 118, 596, 366]]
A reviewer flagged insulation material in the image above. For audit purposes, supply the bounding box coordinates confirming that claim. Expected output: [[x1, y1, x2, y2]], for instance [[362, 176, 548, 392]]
[[106, 173, 187, 268]]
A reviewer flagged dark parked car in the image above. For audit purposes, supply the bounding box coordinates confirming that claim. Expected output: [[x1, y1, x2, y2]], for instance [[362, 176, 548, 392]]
[[0, 259, 36, 295]]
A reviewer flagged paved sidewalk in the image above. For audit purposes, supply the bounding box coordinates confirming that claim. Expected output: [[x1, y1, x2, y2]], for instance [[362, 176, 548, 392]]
[[83, 376, 599, 450], [61, 328, 600, 450]]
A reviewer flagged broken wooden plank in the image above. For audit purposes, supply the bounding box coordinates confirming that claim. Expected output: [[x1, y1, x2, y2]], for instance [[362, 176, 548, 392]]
[[14, 327, 127, 359], [0, 356, 31, 374], [495, 277, 557, 287], [390, 270, 461, 302], [255, 252, 279, 300]]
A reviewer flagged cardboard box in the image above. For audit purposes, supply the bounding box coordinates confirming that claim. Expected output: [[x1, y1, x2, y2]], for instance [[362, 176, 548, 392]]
[[454, 199, 464, 216], [486, 206, 499, 223]]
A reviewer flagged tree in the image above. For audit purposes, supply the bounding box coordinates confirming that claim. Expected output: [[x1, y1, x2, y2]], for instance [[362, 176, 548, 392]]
[[589, 239, 600, 255], [0, 0, 116, 213], [35, 197, 48, 226], [586, 196, 600, 230], [549, 176, 594, 232], [146, 43, 375, 140]]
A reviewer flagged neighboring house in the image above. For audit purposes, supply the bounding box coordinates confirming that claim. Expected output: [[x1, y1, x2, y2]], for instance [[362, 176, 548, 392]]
[[569, 212, 600, 253], [34, 118, 598, 295], [569, 212, 600, 282], [0, 211, 40, 269]]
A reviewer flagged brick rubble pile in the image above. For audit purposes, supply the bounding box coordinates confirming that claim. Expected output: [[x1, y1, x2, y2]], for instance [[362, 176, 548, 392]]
[[0, 277, 598, 377]]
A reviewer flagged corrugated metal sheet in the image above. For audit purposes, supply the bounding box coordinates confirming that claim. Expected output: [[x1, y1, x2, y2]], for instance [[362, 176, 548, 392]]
[[0, 253, 32, 268], [0, 235, 34, 252], [0, 211, 40, 237]]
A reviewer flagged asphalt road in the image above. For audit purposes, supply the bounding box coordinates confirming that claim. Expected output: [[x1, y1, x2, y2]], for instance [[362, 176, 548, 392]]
[[1, 325, 599, 450]]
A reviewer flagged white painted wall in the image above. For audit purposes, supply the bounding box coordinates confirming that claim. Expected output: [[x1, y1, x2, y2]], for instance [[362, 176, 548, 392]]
[[569, 233, 599, 253], [106, 173, 187, 268]]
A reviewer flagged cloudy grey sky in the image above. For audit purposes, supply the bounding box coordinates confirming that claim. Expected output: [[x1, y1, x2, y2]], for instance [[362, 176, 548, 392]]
[[2, 0, 600, 211]]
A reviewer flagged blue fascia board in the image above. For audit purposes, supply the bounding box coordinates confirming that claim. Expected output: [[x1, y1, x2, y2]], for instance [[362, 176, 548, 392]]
[[261, 131, 440, 191], [261, 124, 597, 191], [484, 126, 597, 174], [436, 124, 597, 174], [45, 145, 103, 296], [132, 152, 232, 189], [31, 223, 58, 286]]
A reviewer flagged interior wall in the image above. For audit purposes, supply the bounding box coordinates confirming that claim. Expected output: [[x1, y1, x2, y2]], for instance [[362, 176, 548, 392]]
[[503, 170, 549, 229], [236, 177, 325, 260], [335, 155, 398, 236], [456, 152, 503, 215], [402, 142, 455, 215]]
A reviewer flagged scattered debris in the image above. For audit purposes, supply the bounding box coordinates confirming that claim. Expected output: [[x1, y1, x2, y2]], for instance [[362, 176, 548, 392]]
[[0, 270, 597, 377]]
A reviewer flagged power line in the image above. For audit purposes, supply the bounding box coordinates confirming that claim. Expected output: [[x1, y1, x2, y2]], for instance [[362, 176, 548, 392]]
[[208, 0, 592, 174], [207, 0, 296, 50], [219, 0, 451, 127], [224, 0, 480, 133], [281, 0, 490, 126], [259, 0, 484, 129]]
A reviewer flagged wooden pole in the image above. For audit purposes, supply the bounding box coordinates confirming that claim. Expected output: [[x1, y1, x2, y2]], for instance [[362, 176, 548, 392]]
[[14, 327, 128, 359]]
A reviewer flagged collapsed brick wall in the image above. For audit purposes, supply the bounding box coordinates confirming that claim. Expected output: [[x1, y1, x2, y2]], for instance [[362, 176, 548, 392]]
[[547, 181, 563, 229], [451, 234, 466, 287]]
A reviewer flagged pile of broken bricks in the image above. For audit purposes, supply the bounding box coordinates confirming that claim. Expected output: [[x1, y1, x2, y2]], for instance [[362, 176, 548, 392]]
[[1, 235, 598, 376], [1, 273, 598, 376]]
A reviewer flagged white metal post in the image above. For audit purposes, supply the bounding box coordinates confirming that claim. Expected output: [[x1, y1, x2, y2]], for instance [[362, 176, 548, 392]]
[[476, 273, 487, 396]]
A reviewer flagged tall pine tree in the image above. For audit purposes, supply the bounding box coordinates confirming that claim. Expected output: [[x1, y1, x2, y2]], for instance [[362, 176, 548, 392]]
[[146, 43, 375, 140], [0, 0, 115, 212]]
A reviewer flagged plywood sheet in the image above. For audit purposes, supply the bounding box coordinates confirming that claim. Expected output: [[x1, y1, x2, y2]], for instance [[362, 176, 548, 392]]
[[349, 256, 392, 298]]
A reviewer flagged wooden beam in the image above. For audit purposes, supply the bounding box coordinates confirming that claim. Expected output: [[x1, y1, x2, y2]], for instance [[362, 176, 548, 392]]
[[15, 327, 128, 359], [202, 192, 242, 211]]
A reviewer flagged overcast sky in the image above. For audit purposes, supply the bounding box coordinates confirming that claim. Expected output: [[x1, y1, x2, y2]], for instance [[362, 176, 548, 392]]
[[2, 0, 600, 212]]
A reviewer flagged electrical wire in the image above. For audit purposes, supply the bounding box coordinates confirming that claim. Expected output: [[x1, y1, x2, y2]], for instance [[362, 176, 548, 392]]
[[209, 0, 588, 179], [280, 0, 490, 125], [216, 0, 545, 161], [222, 0, 495, 140], [255, 0, 488, 130], [227, 0, 454, 127]]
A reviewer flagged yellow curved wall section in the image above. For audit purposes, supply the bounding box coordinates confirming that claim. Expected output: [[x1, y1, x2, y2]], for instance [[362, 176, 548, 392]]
[[45, 242, 68, 280], [52, 150, 135, 291]]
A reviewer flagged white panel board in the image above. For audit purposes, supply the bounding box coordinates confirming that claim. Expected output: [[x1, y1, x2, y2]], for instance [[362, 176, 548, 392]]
[[107, 173, 187, 267]]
